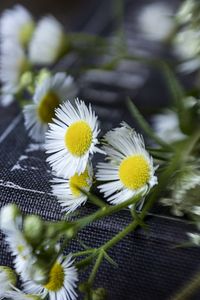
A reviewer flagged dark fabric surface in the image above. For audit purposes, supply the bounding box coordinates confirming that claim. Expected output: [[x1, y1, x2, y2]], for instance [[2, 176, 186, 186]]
[[1, 0, 200, 299]]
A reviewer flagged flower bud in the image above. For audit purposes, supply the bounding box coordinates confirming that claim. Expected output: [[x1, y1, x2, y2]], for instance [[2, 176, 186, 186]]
[[79, 282, 90, 293], [0, 204, 21, 232], [24, 215, 44, 244], [35, 68, 51, 86], [20, 71, 33, 89], [92, 288, 107, 300], [29, 261, 49, 284]]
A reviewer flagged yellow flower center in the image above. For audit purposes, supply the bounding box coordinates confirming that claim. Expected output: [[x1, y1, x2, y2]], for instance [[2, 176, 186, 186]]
[[69, 168, 90, 196], [44, 262, 64, 292], [37, 92, 60, 124], [65, 121, 92, 156], [19, 22, 35, 46], [119, 155, 150, 190], [17, 244, 25, 254]]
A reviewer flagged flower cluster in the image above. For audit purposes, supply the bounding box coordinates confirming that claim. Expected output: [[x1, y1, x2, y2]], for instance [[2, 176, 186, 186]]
[[0, 5, 69, 107], [45, 100, 157, 213], [0, 204, 78, 300], [174, 0, 200, 73], [1, 0, 200, 298]]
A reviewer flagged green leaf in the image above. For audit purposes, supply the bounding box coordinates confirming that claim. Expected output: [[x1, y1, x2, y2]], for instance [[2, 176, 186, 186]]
[[102, 250, 118, 268]]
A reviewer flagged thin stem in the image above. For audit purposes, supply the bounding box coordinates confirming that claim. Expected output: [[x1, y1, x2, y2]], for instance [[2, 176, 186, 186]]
[[72, 248, 96, 258], [127, 98, 173, 151], [76, 255, 94, 270], [88, 250, 104, 286], [76, 193, 142, 230], [102, 221, 136, 251], [170, 270, 200, 300], [87, 192, 108, 209]]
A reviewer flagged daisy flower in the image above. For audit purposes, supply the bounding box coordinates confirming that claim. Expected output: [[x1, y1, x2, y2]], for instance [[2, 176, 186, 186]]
[[0, 205, 35, 281], [29, 16, 66, 65], [0, 266, 17, 299], [176, 0, 196, 25], [152, 110, 186, 143], [0, 39, 29, 106], [52, 163, 93, 213], [137, 2, 174, 41], [160, 163, 200, 217], [23, 72, 77, 142], [1, 4, 34, 47], [46, 99, 102, 178], [5, 229, 35, 281], [23, 255, 78, 300], [96, 124, 157, 205]]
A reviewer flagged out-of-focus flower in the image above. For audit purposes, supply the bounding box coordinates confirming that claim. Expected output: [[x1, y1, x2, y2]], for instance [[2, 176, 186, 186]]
[[5, 228, 35, 281], [97, 124, 157, 205], [23, 255, 78, 300], [23, 73, 77, 142], [0, 205, 35, 281], [176, 0, 200, 25], [137, 2, 174, 41], [0, 40, 29, 106], [0, 5, 34, 47], [52, 163, 93, 213], [187, 232, 200, 246], [173, 27, 200, 73], [0, 266, 17, 298], [29, 16, 67, 65], [46, 99, 102, 178], [152, 110, 186, 143], [0, 203, 22, 233], [160, 163, 200, 217]]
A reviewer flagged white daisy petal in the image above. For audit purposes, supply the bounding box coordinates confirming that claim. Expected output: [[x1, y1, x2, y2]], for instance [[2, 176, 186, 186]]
[[23, 73, 77, 142], [97, 124, 158, 205], [45, 99, 102, 177]]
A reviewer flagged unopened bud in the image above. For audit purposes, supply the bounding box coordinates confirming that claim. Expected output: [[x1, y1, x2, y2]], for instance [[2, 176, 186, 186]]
[[30, 261, 49, 285], [92, 288, 107, 300], [24, 215, 44, 244], [35, 69, 51, 86], [20, 71, 33, 88], [79, 282, 90, 293]]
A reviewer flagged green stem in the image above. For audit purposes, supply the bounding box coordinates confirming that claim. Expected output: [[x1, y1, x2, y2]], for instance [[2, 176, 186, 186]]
[[86, 191, 108, 209], [127, 98, 173, 151], [170, 270, 200, 300], [76, 255, 94, 270], [72, 248, 96, 258], [76, 193, 142, 230], [88, 250, 104, 286]]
